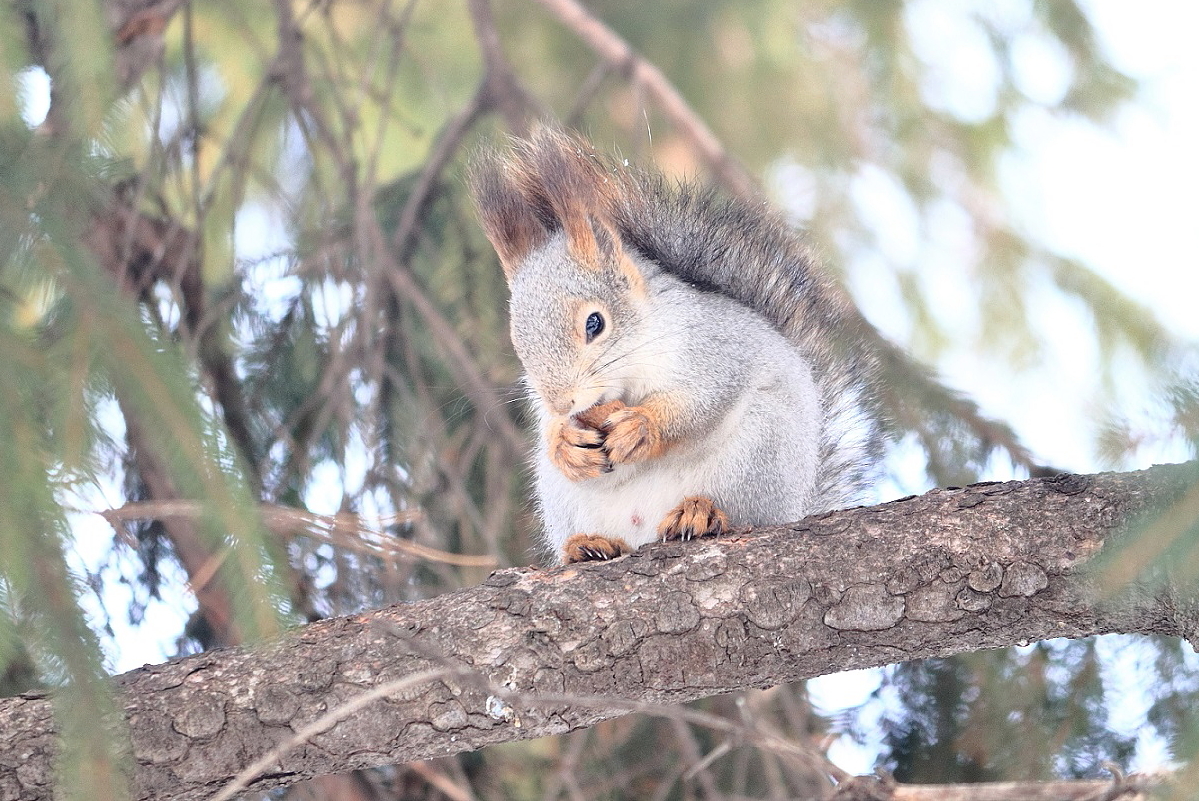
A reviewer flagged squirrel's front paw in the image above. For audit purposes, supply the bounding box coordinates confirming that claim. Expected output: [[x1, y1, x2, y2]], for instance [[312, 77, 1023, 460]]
[[548, 416, 610, 481], [574, 399, 627, 431], [658, 496, 730, 541], [600, 405, 666, 465]]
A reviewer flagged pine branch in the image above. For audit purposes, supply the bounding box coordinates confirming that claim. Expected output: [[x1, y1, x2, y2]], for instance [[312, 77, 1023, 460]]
[[1, 463, 1196, 800]]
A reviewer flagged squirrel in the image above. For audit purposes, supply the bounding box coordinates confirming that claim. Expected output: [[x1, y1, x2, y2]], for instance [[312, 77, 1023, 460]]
[[469, 127, 883, 564]]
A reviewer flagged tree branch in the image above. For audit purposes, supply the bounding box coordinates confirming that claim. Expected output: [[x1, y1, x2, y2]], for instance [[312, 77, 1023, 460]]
[[1, 464, 1195, 801], [834, 773, 1161, 800], [531, 0, 755, 197]]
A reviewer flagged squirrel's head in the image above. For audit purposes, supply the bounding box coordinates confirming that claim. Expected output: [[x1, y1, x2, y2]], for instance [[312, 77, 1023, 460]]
[[469, 127, 650, 416]]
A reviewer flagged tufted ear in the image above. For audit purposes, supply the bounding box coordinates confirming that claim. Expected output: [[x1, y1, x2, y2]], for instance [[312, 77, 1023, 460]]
[[509, 126, 631, 269], [471, 125, 644, 294], [468, 150, 551, 282]]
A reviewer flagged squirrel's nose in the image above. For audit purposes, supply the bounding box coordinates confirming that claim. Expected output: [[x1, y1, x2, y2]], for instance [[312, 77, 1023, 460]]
[[538, 386, 572, 416]]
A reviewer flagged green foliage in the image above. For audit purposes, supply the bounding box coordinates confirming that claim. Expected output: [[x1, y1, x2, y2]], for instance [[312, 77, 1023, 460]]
[[876, 645, 1140, 782], [1, 10, 284, 797]]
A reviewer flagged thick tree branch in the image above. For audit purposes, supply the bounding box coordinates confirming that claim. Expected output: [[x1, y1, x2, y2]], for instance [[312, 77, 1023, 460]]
[[1, 464, 1196, 800]]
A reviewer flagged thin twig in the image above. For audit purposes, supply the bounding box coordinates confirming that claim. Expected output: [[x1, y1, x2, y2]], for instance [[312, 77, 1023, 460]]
[[530, 0, 755, 197], [388, 85, 488, 259], [565, 60, 612, 128], [468, 0, 536, 131], [406, 760, 479, 801], [521, 691, 851, 786], [270, 0, 356, 192], [372, 223, 529, 457], [98, 500, 497, 567], [673, 715, 730, 796]]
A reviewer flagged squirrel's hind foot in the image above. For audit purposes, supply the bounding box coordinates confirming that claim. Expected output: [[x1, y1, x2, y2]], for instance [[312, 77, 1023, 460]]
[[563, 533, 631, 563], [658, 496, 730, 542]]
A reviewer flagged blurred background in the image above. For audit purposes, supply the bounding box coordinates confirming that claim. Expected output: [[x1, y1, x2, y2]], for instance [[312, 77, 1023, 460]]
[[2, 0, 1198, 798]]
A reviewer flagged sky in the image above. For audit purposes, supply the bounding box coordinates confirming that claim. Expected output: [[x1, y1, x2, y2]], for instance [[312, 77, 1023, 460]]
[[992, 0, 1199, 469]]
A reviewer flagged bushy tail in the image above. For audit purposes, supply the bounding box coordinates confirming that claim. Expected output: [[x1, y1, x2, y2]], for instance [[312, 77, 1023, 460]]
[[610, 169, 885, 509]]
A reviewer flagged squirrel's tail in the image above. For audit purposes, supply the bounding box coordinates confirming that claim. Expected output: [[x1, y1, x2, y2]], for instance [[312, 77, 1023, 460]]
[[608, 157, 888, 511]]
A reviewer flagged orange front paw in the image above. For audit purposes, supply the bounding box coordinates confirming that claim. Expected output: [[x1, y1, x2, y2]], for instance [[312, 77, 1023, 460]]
[[574, 399, 626, 431], [601, 405, 665, 465], [548, 416, 609, 481], [563, 533, 631, 563], [657, 496, 730, 541]]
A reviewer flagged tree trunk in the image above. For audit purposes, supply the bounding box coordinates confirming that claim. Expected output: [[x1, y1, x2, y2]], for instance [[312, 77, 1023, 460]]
[[1, 464, 1195, 801]]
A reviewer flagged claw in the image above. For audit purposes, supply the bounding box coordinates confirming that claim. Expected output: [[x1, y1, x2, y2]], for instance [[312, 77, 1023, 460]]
[[563, 533, 632, 563], [657, 496, 729, 542]]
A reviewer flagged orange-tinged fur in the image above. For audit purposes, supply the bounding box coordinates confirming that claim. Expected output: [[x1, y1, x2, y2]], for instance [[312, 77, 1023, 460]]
[[470, 162, 550, 280], [471, 127, 646, 290], [547, 415, 609, 481], [508, 130, 619, 271], [601, 404, 667, 465], [574, 399, 626, 430], [576, 397, 674, 467], [563, 533, 631, 563], [614, 250, 648, 301], [657, 496, 730, 541]]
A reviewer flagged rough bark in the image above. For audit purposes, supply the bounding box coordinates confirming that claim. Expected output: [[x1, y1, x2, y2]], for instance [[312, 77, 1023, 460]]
[[2, 464, 1196, 801]]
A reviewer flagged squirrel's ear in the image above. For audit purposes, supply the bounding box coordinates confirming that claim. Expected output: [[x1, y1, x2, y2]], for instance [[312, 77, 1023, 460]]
[[516, 126, 627, 269], [468, 153, 551, 281]]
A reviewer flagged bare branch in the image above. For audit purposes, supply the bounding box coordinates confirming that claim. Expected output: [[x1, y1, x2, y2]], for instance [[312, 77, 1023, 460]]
[[388, 86, 489, 260], [880, 775, 1161, 800], [372, 222, 529, 457], [118, 402, 243, 646], [99, 500, 496, 568], [468, 0, 538, 131], [531, 0, 754, 197]]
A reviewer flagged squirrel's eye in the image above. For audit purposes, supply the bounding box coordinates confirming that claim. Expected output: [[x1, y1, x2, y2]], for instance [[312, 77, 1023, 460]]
[[584, 311, 605, 342]]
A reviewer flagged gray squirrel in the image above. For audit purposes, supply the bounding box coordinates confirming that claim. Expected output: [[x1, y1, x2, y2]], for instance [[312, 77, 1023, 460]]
[[470, 127, 883, 564]]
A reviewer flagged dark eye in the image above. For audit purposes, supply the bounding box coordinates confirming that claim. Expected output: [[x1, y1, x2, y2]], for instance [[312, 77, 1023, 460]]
[[584, 311, 605, 342]]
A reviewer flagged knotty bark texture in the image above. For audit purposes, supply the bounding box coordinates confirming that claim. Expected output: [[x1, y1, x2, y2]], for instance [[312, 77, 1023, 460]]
[[2, 464, 1197, 801]]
